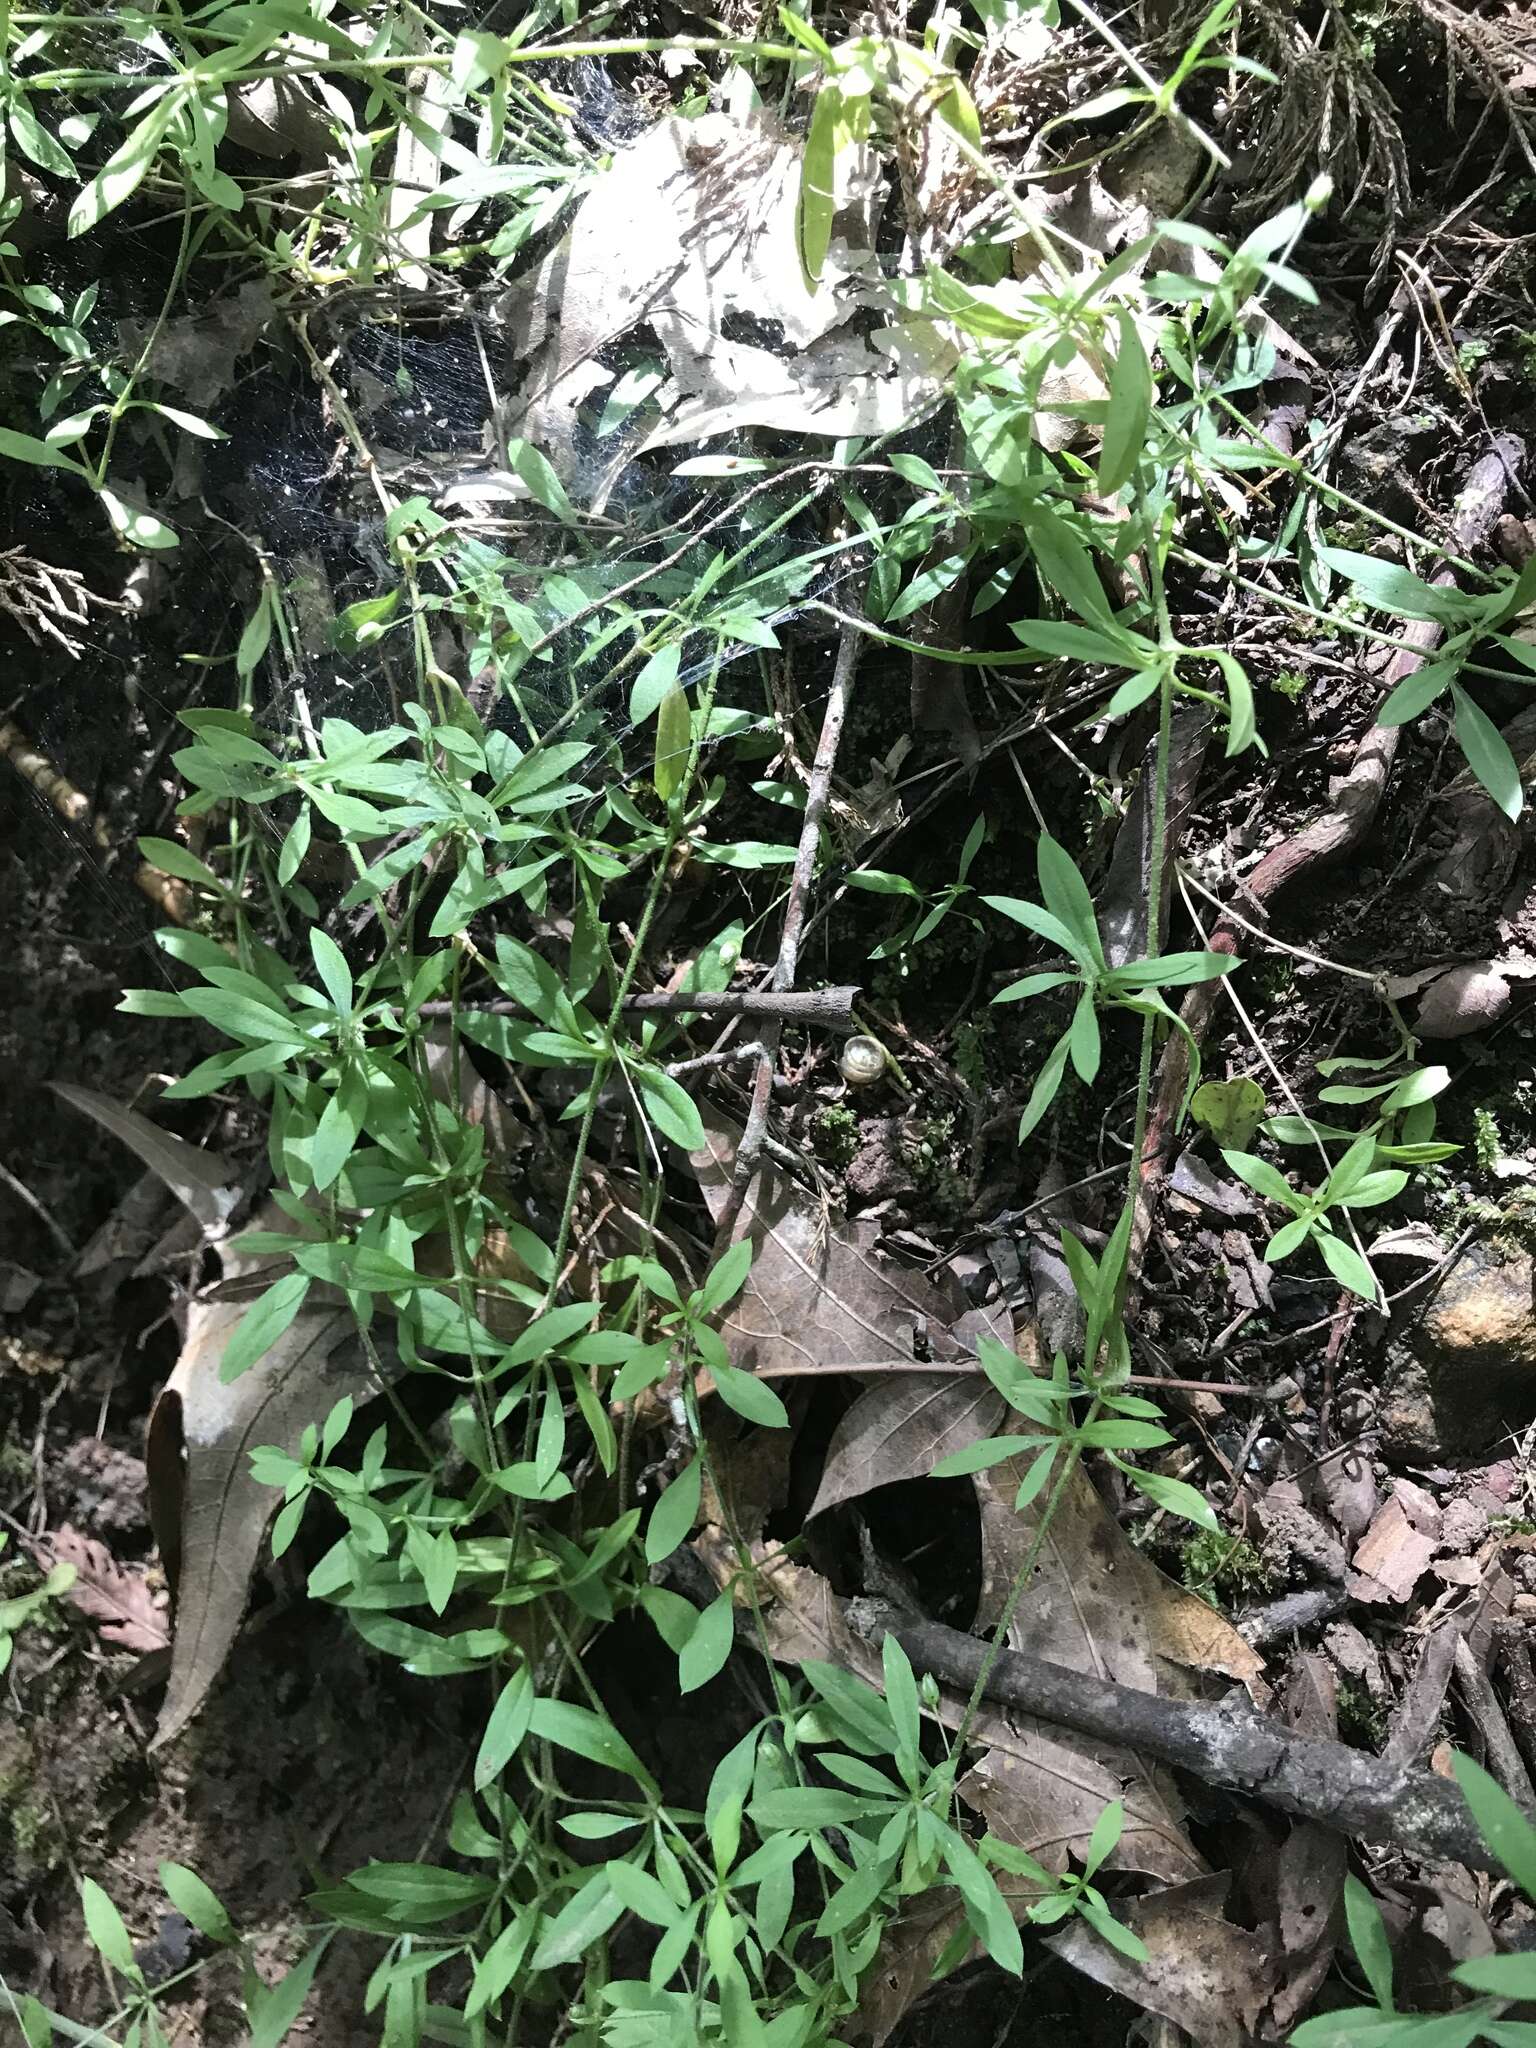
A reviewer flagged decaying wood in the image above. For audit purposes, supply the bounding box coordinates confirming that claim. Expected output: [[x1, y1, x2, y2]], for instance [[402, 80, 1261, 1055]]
[[849, 1599, 1502, 1872]]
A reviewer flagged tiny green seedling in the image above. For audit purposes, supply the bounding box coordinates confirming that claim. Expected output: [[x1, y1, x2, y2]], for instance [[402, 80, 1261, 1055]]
[[1222, 1128, 1407, 1303], [986, 832, 1238, 1141]]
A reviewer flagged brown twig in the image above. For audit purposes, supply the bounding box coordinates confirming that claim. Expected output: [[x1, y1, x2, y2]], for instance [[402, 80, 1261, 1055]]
[[714, 624, 864, 1248], [422, 987, 859, 1025], [850, 1599, 1502, 1871], [1133, 434, 1525, 1266]]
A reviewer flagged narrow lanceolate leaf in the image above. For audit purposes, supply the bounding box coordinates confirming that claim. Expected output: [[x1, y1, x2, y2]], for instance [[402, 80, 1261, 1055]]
[[1451, 683, 1523, 820], [1098, 309, 1152, 495], [475, 1665, 535, 1789], [796, 79, 841, 287], [653, 685, 691, 803], [220, 1271, 312, 1382], [68, 98, 177, 236]]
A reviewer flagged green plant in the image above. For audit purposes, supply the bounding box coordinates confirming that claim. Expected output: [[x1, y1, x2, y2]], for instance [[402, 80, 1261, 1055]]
[[847, 813, 986, 964], [1222, 1128, 1406, 1303], [1291, 1755, 1536, 2045], [1475, 1106, 1505, 1174], [1179, 1530, 1273, 1605], [986, 831, 1238, 1140], [0, 1537, 74, 1675]]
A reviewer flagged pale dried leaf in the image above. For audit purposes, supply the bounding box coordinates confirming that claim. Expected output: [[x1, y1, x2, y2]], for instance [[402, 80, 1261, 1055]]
[[1349, 1485, 1441, 1605], [147, 1207, 378, 1749], [806, 1375, 1004, 1522], [1045, 1877, 1275, 2048], [42, 1524, 168, 1654], [691, 1109, 1010, 1379], [53, 1083, 236, 1233], [504, 108, 944, 497], [965, 1453, 1262, 1879]]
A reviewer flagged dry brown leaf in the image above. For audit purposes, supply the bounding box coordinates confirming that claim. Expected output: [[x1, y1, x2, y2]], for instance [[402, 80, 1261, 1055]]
[[41, 1524, 168, 1654], [691, 1109, 1009, 1380], [964, 1454, 1264, 1881], [146, 1207, 378, 1748], [1044, 1877, 1275, 2048], [1349, 1482, 1442, 1605], [806, 1375, 1004, 1523]]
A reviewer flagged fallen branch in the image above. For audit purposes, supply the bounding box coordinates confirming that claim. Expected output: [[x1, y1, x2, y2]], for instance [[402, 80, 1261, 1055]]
[[423, 987, 858, 1025], [849, 1598, 1500, 1871], [1134, 433, 1525, 1262]]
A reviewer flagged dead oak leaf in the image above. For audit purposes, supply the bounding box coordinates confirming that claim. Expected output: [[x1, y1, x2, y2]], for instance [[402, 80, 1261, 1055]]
[[40, 1524, 168, 1654]]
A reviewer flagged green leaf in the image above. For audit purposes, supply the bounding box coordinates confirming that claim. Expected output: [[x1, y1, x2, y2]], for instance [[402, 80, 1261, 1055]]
[[982, 895, 1095, 971], [0, 426, 89, 475], [1098, 309, 1152, 494], [220, 1271, 311, 1382], [796, 78, 840, 287], [81, 1876, 138, 1976], [1083, 1799, 1125, 1878], [994, 970, 1076, 1004], [1219, 1148, 1297, 1209], [1452, 683, 1523, 820], [1021, 502, 1113, 627], [137, 836, 221, 890], [158, 1862, 235, 1945], [1452, 1951, 1536, 1997], [527, 1699, 653, 1786], [1190, 1078, 1266, 1150], [930, 1433, 1038, 1478], [711, 1361, 789, 1429], [1068, 986, 1101, 1082], [605, 1859, 681, 1928], [632, 1064, 706, 1151], [1343, 1873, 1395, 2013], [889, 452, 945, 494], [503, 437, 576, 522], [645, 1455, 702, 1564], [474, 1665, 535, 1789], [528, 1874, 623, 1970], [248, 1939, 330, 2048], [1452, 1750, 1536, 1903], [1108, 950, 1236, 987], [1376, 657, 1458, 725], [8, 102, 75, 176], [679, 1590, 735, 1692], [1314, 545, 1464, 622], [1120, 1464, 1219, 1531], [309, 929, 353, 1014], [653, 685, 691, 803], [1036, 834, 1105, 967], [1018, 1031, 1072, 1144], [630, 640, 682, 724], [68, 98, 176, 236], [234, 592, 274, 684]]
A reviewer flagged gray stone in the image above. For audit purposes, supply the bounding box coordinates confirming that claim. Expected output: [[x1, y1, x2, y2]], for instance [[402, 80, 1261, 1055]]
[[1392, 1240, 1536, 1456]]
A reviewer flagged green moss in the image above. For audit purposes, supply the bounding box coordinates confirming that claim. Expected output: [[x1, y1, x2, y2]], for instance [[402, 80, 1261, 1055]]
[[1270, 669, 1308, 702], [1474, 1107, 1504, 1174], [901, 1112, 969, 1223], [1179, 1531, 1274, 1607], [811, 1104, 858, 1169], [1337, 1678, 1388, 1751]]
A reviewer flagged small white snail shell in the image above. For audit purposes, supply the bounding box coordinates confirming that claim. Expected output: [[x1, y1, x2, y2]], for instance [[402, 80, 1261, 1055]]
[[839, 1035, 887, 1087]]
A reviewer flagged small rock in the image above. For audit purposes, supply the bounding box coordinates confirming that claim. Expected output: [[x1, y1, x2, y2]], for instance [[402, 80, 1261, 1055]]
[[1415, 963, 1513, 1039], [1305, 1448, 1379, 1544], [1254, 1482, 1348, 1585], [1440, 1497, 1489, 1554], [1395, 1241, 1536, 1455], [1324, 1620, 1388, 1700], [56, 1438, 148, 1542]]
